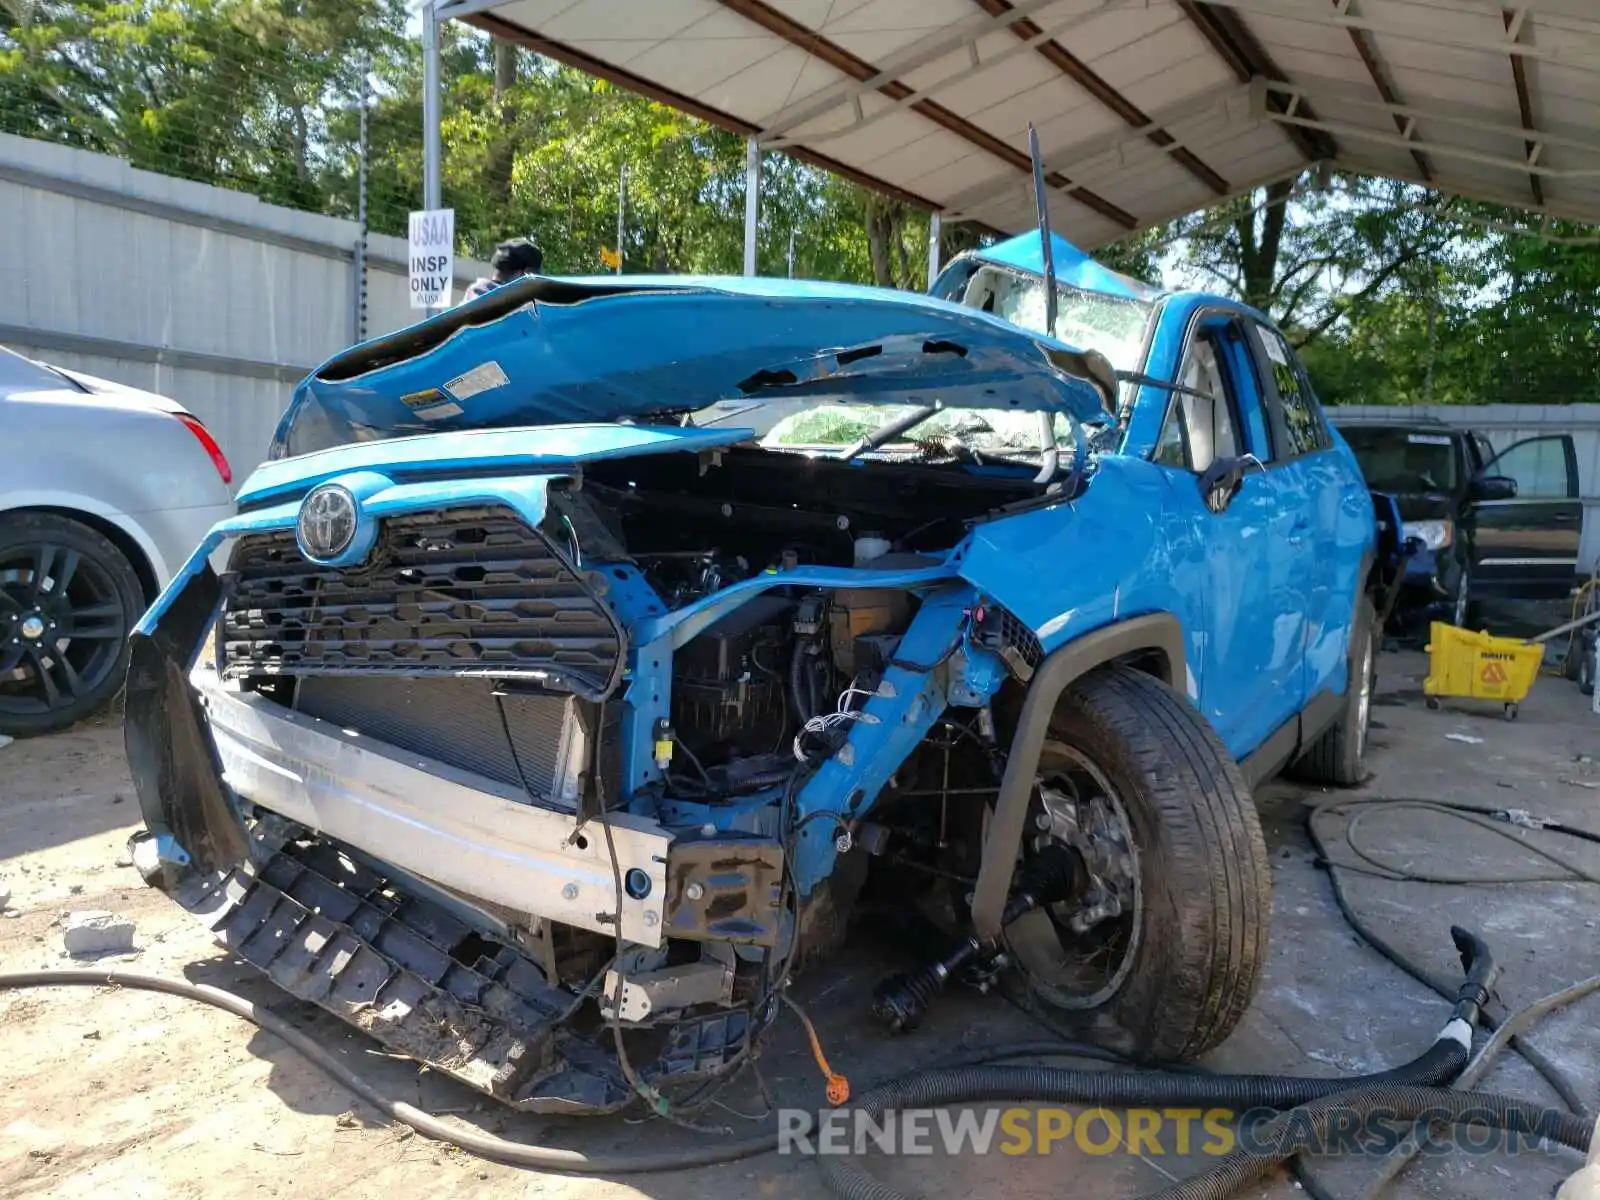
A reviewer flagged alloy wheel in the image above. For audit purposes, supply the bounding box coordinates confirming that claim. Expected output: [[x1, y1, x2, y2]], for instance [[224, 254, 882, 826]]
[[0, 542, 128, 719]]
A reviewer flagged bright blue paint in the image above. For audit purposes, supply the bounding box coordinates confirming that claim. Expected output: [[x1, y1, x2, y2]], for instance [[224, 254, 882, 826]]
[[239, 424, 754, 508], [269, 278, 1113, 459], [788, 587, 997, 892], [615, 562, 962, 794], [142, 234, 1377, 906]]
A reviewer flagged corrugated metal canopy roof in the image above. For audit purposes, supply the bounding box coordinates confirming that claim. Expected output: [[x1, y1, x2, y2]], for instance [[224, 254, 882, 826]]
[[440, 0, 1600, 246]]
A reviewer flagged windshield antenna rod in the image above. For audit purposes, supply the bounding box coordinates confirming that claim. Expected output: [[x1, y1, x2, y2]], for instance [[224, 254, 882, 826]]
[[1027, 123, 1061, 486], [1027, 124, 1057, 338]]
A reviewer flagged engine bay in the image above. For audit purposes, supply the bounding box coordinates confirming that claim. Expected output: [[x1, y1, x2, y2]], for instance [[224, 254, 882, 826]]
[[573, 445, 1042, 793]]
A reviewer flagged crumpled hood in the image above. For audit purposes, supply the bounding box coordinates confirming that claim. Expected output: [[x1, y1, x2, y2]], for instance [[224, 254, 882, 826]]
[[269, 274, 1113, 459]]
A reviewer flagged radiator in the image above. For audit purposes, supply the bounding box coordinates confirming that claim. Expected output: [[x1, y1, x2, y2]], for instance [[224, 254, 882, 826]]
[[293, 675, 586, 810]]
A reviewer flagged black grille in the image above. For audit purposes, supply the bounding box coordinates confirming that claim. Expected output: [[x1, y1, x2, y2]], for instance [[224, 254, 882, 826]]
[[222, 506, 624, 697]]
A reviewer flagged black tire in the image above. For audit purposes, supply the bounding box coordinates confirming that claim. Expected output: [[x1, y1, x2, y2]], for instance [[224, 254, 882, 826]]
[[1005, 666, 1270, 1062], [1290, 598, 1376, 787], [0, 512, 144, 738], [1580, 642, 1596, 697]]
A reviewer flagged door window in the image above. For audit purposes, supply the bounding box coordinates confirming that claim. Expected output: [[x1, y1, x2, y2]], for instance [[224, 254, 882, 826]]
[[1487, 436, 1577, 499], [1154, 334, 1242, 473], [1254, 324, 1331, 458]]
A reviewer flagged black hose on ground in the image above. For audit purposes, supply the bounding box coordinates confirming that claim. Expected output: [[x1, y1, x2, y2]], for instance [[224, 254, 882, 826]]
[[1315, 796, 1600, 887], [0, 934, 1488, 1172], [1306, 799, 1593, 1121], [0, 967, 779, 1173], [816, 1072, 1592, 1200], [1353, 969, 1600, 1200], [0, 966, 1261, 1174], [3, 927, 1579, 1200], [1144, 1085, 1594, 1200]]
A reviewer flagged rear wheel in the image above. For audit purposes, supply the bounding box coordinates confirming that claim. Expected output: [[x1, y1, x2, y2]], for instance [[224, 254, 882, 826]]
[[1005, 666, 1270, 1061], [1291, 598, 1376, 787], [1579, 642, 1596, 697], [0, 513, 144, 737]]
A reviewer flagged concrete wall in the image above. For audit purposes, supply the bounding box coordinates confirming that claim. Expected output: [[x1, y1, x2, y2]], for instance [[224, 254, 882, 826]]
[[1330, 402, 1600, 574], [0, 133, 487, 477]]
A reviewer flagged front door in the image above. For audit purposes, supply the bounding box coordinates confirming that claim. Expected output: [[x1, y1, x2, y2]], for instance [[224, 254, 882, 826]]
[[1473, 435, 1583, 598], [1152, 315, 1311, 758]]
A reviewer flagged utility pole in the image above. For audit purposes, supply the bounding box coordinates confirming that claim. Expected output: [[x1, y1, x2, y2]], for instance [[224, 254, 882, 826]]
[[787, 228, 796, 279], [421, 0, 443, 315], [421, 0, 442, 214], [353, 65, 371, 344]]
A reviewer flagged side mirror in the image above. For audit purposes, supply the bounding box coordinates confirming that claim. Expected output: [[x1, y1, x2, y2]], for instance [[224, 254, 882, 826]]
[[1198, 458, 1246, 514], [1470, 474, 1517, 502]]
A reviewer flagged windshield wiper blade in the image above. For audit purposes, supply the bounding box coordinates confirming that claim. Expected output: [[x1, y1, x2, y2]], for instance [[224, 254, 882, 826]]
[[839, 402, 941, 462]]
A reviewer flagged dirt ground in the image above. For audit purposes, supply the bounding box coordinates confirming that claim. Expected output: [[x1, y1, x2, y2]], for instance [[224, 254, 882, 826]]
[[2, 652, 1597, 1200]]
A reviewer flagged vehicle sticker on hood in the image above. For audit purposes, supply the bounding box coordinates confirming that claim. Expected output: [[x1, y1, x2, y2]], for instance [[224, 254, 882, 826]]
[[444, 360, 510, 401], [400, 388, 463, 421]]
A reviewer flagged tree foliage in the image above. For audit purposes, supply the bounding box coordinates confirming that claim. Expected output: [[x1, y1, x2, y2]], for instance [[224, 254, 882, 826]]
[[1150, 170, 1600, 405], [0, 2, 942, 282]]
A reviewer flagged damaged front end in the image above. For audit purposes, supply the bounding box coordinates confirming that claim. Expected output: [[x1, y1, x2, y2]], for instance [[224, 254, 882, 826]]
[[125, 475, 777, 1114], [126, 276, 1117, 1115]]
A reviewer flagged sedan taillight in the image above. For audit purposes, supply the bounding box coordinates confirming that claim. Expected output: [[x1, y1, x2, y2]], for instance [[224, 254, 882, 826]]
[[176, 412, 232, 485]]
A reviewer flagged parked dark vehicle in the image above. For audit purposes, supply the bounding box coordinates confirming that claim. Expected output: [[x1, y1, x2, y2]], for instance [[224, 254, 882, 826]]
[[1332, 415, 1584, 629]]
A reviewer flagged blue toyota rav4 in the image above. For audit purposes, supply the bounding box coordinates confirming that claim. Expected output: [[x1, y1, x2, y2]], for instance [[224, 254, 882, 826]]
[[126, 232, 1385, 1114]]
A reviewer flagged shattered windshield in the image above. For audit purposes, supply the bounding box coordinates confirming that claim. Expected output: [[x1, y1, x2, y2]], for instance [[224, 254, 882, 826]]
[[946, 263, 1154, 373], [762, 404, 1082, 454], [742, 264, 1152, 454]]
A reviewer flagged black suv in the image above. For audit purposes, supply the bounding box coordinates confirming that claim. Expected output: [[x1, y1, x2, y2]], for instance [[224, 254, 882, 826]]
[[1332, 415, 1585, 629]]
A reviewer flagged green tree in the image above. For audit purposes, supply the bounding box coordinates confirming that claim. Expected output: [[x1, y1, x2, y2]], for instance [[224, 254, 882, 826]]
[[1, 0, 406, 211]]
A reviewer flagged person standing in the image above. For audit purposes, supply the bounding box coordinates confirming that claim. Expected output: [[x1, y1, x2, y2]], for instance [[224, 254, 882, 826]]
[[461, 237, 544, 302]]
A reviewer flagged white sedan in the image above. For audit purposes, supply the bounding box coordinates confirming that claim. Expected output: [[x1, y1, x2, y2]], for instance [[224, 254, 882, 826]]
[[0, 348, 235, 737]]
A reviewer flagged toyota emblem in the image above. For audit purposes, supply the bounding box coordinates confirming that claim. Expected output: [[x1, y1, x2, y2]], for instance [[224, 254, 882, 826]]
[[296, 484, 359, 561]]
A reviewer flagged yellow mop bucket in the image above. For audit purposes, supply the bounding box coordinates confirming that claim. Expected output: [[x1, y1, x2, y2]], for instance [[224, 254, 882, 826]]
[[1423, 621, 1543, 720]]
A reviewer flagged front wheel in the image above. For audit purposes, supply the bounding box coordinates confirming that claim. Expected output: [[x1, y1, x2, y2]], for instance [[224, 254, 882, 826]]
[[1005, 666, 1270, 1062]]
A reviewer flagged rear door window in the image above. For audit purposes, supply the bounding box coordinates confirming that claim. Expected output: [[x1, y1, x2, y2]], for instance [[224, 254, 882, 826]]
[[1253, 324, 1332, 458]]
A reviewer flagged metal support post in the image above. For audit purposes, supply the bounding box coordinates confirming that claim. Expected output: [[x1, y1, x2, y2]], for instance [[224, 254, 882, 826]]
[[743, 137, 761, 276]]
